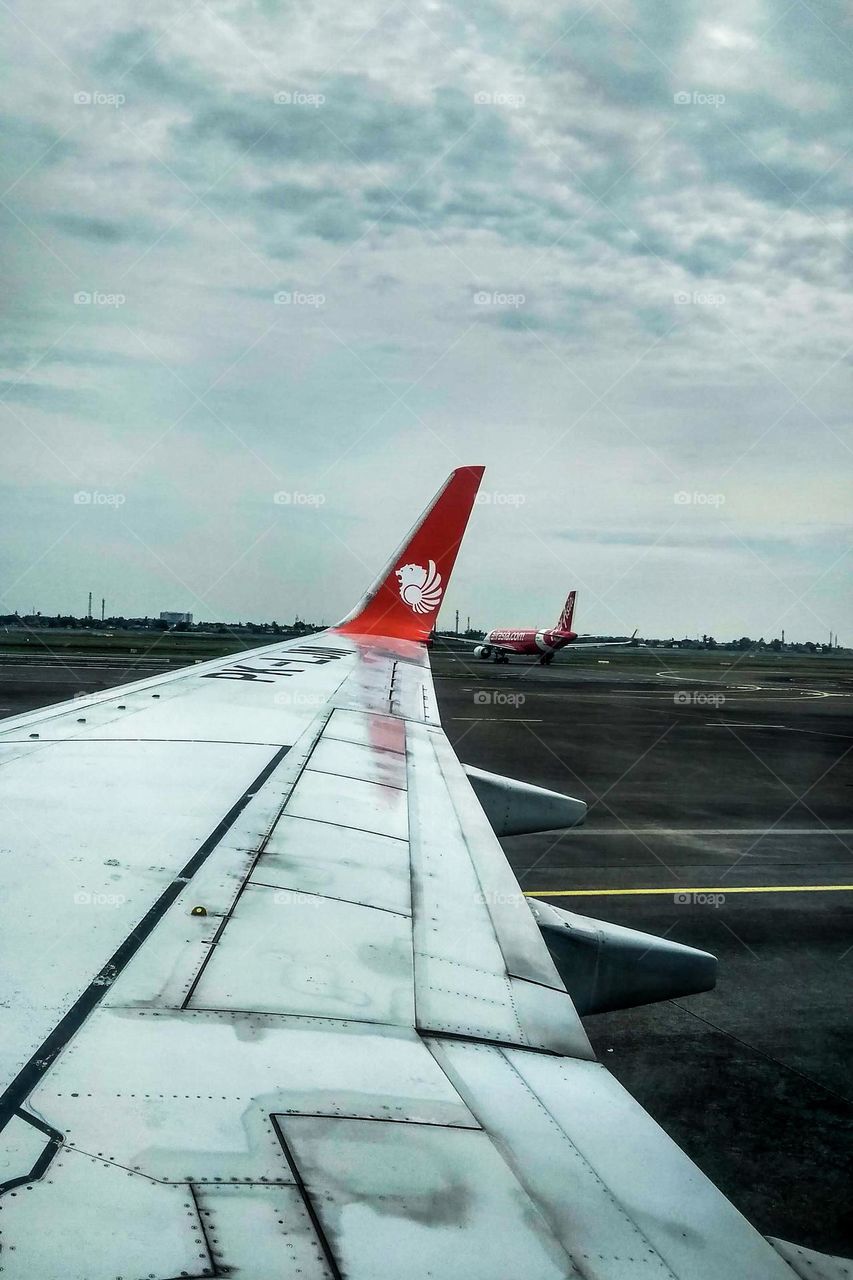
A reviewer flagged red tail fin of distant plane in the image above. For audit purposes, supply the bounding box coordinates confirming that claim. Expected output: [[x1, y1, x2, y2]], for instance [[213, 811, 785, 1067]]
[[556, 590, 577, 632], [334, 466, 484, 642]]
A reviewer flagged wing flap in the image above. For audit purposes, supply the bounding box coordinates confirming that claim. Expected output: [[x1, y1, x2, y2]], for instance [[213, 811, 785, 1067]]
[[276, 1114, 575, 1280], [433, 731, 581, 985], [428, 1039, 676, 1278], [768, 1239, 853, 1279], [504, 1047, 795, 1279], [407, 719, 593, 1056]]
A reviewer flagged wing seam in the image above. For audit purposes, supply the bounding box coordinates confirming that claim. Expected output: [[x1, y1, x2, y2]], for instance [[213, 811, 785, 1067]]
[[0, 743, 290, 1137]]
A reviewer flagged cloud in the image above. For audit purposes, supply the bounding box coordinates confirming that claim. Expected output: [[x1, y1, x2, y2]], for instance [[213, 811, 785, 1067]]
[[0, 0, 850, 640], [555, 524, 849, 555], [50, 213, 147, 242]]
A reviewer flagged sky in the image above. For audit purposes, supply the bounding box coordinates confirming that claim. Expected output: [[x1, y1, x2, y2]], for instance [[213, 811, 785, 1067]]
[[1, 0, 851, 641]]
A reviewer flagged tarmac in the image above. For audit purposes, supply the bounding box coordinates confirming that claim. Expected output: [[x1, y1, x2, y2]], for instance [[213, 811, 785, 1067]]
[[432, 644, 853, 1254], [1, 643, 851, 1252]]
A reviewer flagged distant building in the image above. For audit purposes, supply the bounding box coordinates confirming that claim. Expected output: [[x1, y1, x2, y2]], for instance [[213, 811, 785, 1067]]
[[160, 611, 193, 625]]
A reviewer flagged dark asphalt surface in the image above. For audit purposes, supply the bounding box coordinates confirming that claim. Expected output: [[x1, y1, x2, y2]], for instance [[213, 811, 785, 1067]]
[[2, 647, 852, 1252], [433, 647, 853, 1254]]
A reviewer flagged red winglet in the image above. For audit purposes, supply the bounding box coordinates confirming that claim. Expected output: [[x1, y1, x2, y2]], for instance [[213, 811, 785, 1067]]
[[334, 466, 484, 642]]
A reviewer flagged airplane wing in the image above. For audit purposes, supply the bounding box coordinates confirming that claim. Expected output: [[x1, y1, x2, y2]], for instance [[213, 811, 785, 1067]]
[[0, 467, 845, 1279], [571, 631, 638, 648]]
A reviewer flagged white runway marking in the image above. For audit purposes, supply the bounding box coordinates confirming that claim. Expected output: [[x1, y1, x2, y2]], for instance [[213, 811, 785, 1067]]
[[709, 721, 853, 738], [525, 884, 853, 897], [579, 827, 853, 836], [451, 717, 543, 723], [656, 671, 760, 689]]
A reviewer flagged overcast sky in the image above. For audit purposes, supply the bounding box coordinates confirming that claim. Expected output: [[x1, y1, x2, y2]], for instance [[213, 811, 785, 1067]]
[[1, 0, 851, 640]]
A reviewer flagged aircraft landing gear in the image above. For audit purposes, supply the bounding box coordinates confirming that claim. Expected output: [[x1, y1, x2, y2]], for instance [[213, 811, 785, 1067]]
[[493, 652, 509, 664], [539, 653, 554, 666]]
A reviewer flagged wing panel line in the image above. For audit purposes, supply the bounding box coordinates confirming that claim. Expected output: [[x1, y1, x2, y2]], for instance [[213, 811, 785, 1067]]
[[179, 708, 338, 1009], [272, 1117, 344, 1280], [0, 743, 290, 1136]]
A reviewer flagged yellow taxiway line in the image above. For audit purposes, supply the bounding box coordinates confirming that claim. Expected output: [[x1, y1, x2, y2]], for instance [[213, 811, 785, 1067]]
[[523, 884, 853, 897]]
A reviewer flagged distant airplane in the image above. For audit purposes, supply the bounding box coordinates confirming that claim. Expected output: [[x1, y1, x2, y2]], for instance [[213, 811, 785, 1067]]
[[461, 590, 636, 664]]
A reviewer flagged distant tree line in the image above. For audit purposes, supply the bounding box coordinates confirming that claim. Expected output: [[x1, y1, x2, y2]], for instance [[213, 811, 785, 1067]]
[[0, 613, 323, 637], [645, 635, 840, 653]]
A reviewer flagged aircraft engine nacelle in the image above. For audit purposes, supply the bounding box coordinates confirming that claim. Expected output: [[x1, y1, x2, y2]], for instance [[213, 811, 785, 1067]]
[[473, 645, 491, 658], [529, 898, 717, 1015]]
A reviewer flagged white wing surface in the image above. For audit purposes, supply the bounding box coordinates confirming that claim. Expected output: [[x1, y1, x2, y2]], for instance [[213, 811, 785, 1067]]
[[0, 467, 839, 1278]]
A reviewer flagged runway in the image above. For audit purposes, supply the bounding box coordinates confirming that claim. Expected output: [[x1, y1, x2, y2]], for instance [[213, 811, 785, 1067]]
[[1, 645, 851, 1251]]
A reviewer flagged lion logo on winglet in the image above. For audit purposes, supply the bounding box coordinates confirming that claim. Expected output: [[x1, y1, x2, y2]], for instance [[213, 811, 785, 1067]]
[[396, 561, 443, 614]]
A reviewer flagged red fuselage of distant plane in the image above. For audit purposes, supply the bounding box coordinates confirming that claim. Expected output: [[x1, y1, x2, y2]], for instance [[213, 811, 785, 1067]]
[[470, 591, 580, 664], [467, 590, 635, 664], [484, 627, 577, 657]]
